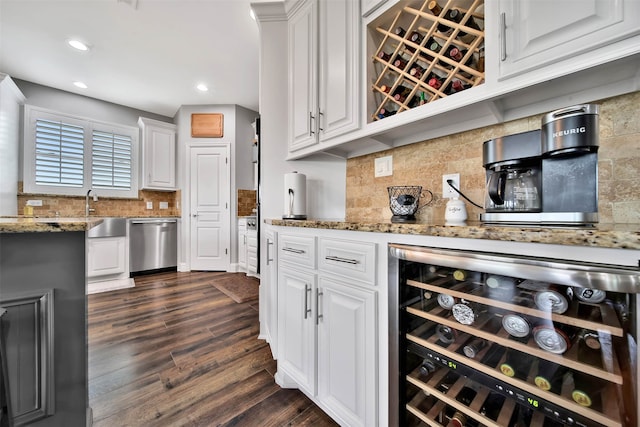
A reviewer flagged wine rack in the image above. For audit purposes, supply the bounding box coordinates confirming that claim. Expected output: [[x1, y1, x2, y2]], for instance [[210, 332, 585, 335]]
[[396, 261, 636, 427], [369, 0, 485, 122]]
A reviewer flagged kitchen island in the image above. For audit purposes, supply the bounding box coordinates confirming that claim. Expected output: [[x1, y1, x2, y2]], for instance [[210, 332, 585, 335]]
[[0, 217, 99, 426]]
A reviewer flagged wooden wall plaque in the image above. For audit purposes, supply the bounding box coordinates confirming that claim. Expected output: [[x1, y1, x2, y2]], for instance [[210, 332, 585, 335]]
[[191, 113, 224, 138]]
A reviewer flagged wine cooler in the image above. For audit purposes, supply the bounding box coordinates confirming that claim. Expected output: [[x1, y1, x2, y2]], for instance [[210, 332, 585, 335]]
[[388, 243, 639, 427]]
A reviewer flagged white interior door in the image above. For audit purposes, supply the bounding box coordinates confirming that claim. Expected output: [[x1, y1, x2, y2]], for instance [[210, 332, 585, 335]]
[[189, 145, 230, 271]]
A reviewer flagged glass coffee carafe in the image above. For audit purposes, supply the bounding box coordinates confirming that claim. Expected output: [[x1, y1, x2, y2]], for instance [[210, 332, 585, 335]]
[[485, 167, 541, 212]]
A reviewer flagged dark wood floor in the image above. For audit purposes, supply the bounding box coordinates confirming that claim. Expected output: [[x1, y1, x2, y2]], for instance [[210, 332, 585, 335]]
[[88, 271, 338, 426]]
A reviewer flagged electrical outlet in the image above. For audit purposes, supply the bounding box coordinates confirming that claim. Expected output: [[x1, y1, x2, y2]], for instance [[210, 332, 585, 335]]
[[374, 155, 393, 177], [26, 200, 43, 206], [159, 201, 169, 209], [442, 173, 460, 199]]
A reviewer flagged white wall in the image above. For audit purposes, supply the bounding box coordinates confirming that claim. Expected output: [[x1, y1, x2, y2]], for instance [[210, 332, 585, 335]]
[[254, 5, 346, 224], [235, 105, 260, 191], [0, 75, 26, 215]]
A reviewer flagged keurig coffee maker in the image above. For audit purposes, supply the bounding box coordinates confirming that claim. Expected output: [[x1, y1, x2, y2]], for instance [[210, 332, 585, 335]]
[[480, 104, 599, 225]]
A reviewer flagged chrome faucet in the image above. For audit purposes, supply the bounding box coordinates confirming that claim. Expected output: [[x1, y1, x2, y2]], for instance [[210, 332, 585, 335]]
[[85, 189, 97, 216]]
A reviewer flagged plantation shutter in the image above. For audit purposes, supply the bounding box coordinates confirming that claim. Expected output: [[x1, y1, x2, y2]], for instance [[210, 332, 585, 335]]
[[92, 130, 133, 190], [35, 119, 85, 186]]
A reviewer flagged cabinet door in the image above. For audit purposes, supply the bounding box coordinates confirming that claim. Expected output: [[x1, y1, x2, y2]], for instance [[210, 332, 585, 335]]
[[87, 237, 126, 278], [317, 0, 360, 142], [139, 118, 177, 190], [247, 231, 258, 274], [499, 0, 640, 79], [288, 0, 318, 152], [317, 276, 377, 427], [361, 0, 387, 17], [238, 229, 247, 269], [262, 229, 278, 356], [277, 265, 317, 395]]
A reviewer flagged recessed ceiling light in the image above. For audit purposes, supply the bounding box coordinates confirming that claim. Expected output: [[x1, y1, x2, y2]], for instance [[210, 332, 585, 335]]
[[68, 39, 89, 51], [196, 84, 209, 92], [73, 81, 88, 89]]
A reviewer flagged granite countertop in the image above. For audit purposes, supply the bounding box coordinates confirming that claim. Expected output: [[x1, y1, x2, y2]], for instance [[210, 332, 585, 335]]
[[266, 219, 640, 250], [0, 216, 104, 233]]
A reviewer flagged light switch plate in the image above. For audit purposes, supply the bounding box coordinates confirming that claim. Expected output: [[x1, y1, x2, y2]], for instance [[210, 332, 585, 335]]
[[374, 155, 393, 177], [26, 200, 43, 206], [146, 201, 153, 209]]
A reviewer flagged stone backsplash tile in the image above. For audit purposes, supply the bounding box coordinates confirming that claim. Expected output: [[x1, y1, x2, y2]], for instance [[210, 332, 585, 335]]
[[17, 182, 180, 217], [346, 91, 640, 224], [237, 189, 257, 217]]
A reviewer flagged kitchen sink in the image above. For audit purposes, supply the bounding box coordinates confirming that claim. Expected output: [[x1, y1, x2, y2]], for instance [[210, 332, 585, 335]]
[[87, 217, 127, 238]]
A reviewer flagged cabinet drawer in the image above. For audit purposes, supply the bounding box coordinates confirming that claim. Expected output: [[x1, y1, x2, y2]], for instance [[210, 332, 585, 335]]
[[319, 238, 376, 285], [279, 234, 316, 269]]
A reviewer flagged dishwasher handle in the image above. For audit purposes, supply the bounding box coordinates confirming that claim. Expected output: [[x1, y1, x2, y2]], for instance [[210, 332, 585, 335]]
[[130, 219, 178, 224]]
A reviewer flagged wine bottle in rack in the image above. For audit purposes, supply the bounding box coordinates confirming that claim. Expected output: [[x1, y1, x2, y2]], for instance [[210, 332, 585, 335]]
[[449, 47, 476, 69], [480, 392, 506, 421], [379, 84, 391, 93], [436, 324, 458, 344], [428, 75, 452, 94], [394, 26, 407, 38], [458, 14, 483, 44], [476, 46, 485, 73], [532, 323, 577, 354], [409, 63, 427, 79], [463, 337, 487, 358], [427, 1, 451, 34], [376, 51, 393, 62], [377, 107, 397, 119], [437, 293, 457, 310], [500, 348, 534, 380], [393, 55, 409, 70], [571, 372, 606, 408], [534, 359, 568, 394], [392, 85, 412, 101], [418, 91, 427, 105], [447, 79, 471, 95]]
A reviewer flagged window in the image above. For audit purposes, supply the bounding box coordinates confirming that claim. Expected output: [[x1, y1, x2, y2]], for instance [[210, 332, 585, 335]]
[[23, 106, 139, 198]]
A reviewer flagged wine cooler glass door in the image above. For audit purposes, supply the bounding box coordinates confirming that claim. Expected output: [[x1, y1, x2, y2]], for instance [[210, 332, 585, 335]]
[[388, 243, 639, 427]]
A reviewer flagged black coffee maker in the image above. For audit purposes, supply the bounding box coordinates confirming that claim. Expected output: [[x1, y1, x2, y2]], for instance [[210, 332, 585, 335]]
[[480, 104, 600, 225]]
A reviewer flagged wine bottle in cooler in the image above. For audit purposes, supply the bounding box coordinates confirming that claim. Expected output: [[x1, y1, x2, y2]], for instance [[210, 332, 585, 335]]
[[463, 336, 487, 358], [500, 348, 534, 380], [534, 359, 568, 394], [571, 372, 606, 409]]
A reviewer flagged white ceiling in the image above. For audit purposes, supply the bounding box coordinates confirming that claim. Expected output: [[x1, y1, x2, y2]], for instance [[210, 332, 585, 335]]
[[0, 0, 262, 118]]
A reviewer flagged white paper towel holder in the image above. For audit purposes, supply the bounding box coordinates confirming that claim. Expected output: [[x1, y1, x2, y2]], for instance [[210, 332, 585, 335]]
[[283, 171, 308, 220]]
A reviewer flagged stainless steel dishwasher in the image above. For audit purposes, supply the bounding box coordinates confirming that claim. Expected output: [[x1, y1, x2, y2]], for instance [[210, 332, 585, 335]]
[[129, 218, 178, 274]]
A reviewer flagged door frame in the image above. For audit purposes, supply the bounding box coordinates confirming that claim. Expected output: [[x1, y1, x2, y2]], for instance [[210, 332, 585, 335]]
[[184, 142, 231, 272]]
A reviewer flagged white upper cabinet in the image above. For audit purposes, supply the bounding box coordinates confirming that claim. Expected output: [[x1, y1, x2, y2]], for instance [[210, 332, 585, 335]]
[[498, 0, 640, 80], [288, 0, 360, 154], [138, 117, 177, 191], [361, 0, 388, 17]]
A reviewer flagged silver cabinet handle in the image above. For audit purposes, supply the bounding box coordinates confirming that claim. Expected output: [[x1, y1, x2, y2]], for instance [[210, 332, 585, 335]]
[[266, 239, 274, 265], [500, 12, 507, 61], [131, 219, 178, 224], [316, 288, 323, 325], [282, 247, 305, 254], [304, 284, 311, 319], [318, 110, 324, 132], [325, 255, 359, 265], [309, 112, 315, 136]]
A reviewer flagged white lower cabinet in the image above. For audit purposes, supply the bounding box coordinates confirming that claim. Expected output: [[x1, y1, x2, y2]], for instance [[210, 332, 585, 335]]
[[317, 275, 377, 427], [278, 264, 318, 395], [275, 232, 378, 426], [247, 230, 258, 275], [87, 236, 126, 278], [238, 219, 247, 271]]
